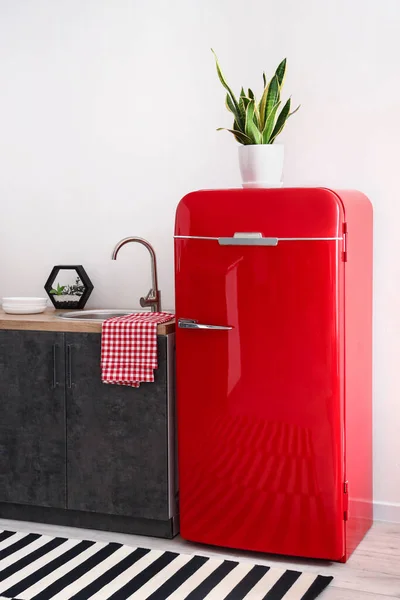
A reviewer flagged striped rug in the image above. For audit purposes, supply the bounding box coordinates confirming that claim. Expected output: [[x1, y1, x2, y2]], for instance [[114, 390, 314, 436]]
[[0, 530, 333, 599]]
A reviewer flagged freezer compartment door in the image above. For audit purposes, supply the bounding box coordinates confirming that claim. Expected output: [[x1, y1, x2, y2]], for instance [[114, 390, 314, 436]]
[[175, 236, 345, 561]]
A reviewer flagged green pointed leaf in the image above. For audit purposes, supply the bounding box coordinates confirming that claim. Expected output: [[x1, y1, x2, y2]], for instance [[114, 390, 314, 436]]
[[225, 93, 235, 114], [225, 93, 243, 127], [275, 58, 287, 87], [217, 127, 252, 145], [225, 93, 246, 132], [259, 80, 270, 129], [237, 87, 247, 125], [233, 120, 248, 143], [263, 72, 267, 87], [270, 97, 291, 143], [253, 101, 261, 130], [211, 49, 243, 129], [240, 95, 250, 109], [262, 101, 281, 144], [245, 100, 262, 144], [289, 104, 301, 117], [239, 90, 252, 124], [265, 75, 280, 123], [248, 88, 255, 100]]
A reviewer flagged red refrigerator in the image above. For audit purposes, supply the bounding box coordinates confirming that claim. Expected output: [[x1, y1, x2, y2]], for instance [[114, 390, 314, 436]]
[[174, 188, 372, 562]]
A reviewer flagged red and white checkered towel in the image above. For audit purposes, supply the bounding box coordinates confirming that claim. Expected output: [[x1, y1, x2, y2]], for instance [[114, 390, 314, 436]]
[[101, 312, 174, 387]]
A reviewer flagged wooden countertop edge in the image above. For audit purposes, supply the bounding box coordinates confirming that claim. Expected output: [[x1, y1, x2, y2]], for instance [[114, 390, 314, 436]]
[[0, 309, 175, 336]]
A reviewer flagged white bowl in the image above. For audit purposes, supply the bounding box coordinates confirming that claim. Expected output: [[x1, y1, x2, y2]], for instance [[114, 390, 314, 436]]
[[2, 304, 47, 310], [2, 297, 48, 305], [2, 306, 47, 315]]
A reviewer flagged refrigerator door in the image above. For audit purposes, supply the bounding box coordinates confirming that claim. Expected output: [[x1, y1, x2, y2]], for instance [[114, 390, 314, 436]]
[[175, 189, 346, 561]]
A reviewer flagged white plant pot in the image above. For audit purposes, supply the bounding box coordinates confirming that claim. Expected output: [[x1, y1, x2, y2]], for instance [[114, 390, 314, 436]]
[[238, 144, 284, 188]]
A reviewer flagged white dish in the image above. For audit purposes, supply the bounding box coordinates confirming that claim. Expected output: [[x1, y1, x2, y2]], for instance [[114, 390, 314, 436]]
[[2, 304, 47, 310], [2, 306, 47, 315], [2, 297, 48, 305]]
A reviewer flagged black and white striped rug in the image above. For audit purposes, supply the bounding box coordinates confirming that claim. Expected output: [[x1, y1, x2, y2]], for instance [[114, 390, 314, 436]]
[[0, 530, 333, 599]]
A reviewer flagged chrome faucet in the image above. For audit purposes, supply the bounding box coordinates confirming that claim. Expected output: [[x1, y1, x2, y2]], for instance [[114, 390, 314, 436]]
[[111, 237, 161, 312]]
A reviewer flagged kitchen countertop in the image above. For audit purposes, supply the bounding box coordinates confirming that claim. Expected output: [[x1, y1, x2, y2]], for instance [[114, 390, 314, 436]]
[[0, 309, 175, 335]]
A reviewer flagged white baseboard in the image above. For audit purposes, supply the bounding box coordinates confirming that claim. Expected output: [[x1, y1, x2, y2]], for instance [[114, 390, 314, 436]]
[[374, 501, 400, 523]]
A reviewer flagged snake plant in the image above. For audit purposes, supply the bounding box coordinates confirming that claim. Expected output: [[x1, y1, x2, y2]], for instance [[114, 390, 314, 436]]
[[212, 50, 299, 145]]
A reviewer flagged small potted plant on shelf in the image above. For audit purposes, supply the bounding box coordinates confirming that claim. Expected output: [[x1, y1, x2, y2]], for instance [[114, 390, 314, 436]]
[[50, 276, 85, 307], [212, 50, 300, 188], [45, 266, 93, 310]]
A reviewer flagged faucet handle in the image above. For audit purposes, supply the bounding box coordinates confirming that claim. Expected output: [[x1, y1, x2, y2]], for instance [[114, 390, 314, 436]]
[[141, 288, 155, 302], [140, 289, 161, 312]]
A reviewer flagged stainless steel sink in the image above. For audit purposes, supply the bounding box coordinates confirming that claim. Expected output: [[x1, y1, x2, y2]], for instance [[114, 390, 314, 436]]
[[57, 309, 150, 322]]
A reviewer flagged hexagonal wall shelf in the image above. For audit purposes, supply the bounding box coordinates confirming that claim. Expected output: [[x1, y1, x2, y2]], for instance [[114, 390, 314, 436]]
[[45, 265, 94, 309]]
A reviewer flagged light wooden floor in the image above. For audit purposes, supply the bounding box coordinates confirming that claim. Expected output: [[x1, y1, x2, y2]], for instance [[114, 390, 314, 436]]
[[0, 518, 399, 598]]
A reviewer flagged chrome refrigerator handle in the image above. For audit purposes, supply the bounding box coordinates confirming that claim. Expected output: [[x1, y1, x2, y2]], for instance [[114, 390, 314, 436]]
[[178, 319, 232, 331], [218, 233, 278, 246], [174, 234, 343, 244]]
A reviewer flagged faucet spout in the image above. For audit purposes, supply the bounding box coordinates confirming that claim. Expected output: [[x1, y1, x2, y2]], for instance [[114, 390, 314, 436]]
[[112, 236, 161, 312]]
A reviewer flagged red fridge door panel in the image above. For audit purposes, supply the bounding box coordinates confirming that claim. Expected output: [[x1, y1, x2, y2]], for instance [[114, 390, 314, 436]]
[[175, 192, 345, 560], [175, 187, 343, 239]]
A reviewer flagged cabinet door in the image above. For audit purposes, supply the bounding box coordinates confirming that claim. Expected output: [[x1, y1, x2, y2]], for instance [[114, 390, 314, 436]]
[[66, 333, 170, 521], [0, 330, 66, 508]]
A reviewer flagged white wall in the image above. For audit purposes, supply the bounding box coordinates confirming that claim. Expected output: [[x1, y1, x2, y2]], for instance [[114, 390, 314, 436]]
[[0, 0, 399, 519]]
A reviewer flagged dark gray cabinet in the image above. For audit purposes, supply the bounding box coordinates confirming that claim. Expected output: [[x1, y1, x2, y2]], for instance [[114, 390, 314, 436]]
[[0, 328, 177, 537], [66, 333, 172, 520], [0, 330, 66, 508]]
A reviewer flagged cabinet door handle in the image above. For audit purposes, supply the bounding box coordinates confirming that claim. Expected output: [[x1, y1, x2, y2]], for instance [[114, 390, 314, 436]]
[[67, 344, 73, 389], [52, 344, 58, 389]]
